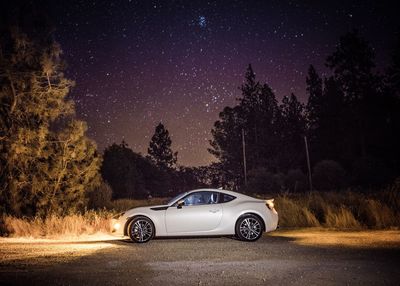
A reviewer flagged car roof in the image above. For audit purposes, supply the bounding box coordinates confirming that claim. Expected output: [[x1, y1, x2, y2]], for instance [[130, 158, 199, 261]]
[[186, 188, 255, 200]]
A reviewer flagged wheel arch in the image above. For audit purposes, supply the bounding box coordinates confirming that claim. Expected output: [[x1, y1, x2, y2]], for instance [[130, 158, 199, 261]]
[[124, 215, 156, 236], [235, 212, 266, 232]]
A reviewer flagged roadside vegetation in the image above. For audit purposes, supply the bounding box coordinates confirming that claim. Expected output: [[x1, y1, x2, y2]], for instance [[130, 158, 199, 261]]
[[2, 179, 399, 238]]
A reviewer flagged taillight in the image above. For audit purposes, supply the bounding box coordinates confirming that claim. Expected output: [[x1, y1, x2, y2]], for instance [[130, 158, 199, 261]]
[[265, 199, 275, 210]]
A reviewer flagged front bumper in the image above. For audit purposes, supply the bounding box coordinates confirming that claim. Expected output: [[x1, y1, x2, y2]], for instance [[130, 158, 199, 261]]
[[110, 214, 127, 237]]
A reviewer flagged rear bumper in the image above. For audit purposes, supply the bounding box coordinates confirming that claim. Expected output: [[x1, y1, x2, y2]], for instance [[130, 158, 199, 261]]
[[265, 209, 279, 232]]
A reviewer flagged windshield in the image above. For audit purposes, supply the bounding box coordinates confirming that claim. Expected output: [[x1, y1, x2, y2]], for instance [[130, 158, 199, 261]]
[[167, 192, 188, 205]]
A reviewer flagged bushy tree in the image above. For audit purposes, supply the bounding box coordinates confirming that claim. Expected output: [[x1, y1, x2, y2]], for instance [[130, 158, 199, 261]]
[[101, 141, 146, 199], [0, 12, 100, 216], [147, 123, 177, 170]]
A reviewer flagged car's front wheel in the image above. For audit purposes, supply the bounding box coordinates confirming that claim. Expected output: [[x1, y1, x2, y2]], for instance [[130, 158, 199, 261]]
[[235, 214, 263, 241], [128, 216, 154, 243]]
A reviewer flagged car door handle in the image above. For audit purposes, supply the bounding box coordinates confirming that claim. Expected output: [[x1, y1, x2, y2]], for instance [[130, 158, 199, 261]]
[[209, 209, 220, 213]]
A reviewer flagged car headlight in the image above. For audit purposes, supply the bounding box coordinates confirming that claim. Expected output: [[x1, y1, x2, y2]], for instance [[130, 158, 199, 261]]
[[112, 222, 121, 231]]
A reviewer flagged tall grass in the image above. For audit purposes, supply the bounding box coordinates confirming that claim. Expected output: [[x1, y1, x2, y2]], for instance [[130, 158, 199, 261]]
[[1, 210, 114, 238], [273, 184, 400, 229]]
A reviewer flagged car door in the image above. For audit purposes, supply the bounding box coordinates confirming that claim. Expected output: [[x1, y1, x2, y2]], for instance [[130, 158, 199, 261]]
[[165, 191, 222, 234]]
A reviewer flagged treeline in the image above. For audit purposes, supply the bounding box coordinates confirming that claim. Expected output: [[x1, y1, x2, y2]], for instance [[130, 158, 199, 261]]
[[208, 31, 400, 193], [100, 30, 400, 199]]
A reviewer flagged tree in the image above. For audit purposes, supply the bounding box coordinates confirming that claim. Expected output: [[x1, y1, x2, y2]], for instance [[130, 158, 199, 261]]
[[101, 142, 146, 199], [326, 30, 380, 160], [279, 93, 306, 171], [305, 65, 323, 131], [209, 65, 283, 188], [147, 123, 177, 170], [0, 8, 100, 216], [209, 106, 244, 188]]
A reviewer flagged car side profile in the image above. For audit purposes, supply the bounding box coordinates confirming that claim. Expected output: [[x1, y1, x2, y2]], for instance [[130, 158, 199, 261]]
[[111, 188, 278, 243]]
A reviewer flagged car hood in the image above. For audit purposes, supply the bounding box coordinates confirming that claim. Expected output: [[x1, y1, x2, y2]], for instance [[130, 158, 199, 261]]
[[125, 205, 169, 216]]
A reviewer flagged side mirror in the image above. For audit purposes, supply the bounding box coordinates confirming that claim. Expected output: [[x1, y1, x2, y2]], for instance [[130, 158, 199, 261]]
[[177, 200, 185, 209]]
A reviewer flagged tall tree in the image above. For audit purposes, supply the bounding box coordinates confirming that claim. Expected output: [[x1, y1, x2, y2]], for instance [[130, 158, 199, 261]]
[[326, 30, 380, 160], [209, 106, 244, 188], [0, 6, 100, 216], [147, 123, 177, 170], [209, 65, 282, 188], [305, 65, 323, 131], [279, 93, 306, 171]]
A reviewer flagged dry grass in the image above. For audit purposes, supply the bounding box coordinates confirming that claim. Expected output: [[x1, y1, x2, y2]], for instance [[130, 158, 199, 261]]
[[1, 210, 114, 238], [273, 187, 400, 229]]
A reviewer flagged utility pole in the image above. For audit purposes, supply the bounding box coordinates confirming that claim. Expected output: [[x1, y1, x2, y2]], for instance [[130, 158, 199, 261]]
[[304, 135, 313, 192], [242, 128, 247, 186]]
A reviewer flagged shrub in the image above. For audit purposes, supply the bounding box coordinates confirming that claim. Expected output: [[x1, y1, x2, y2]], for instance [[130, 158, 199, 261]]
[[247, 168, 283, 193], [87, 182, 113, 209], [313, 160, 346, 191], [285, 169, 308, 192]]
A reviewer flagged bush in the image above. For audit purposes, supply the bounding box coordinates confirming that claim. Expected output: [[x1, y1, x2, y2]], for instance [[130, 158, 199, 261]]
[[246, 168, 284, 193], [285, 169, 308, 192], [351, 156, 392, 187], [313, 160, 346, 191], [87, 182, 113, 209]]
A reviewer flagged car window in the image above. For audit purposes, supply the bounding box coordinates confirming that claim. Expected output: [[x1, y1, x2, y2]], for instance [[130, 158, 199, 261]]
[[222, 193, 236, 203], [183, 191, 219, 206]]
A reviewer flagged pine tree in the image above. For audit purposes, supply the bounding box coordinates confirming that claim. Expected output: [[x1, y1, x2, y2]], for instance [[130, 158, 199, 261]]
[[147, 123, 177, 170], [279, 93, 306, 171], [0, 10, 100, 216], [209, 65, 282, 188], [305, 65, 323, 130]]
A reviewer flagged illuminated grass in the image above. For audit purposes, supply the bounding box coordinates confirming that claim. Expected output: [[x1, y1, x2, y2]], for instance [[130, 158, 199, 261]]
[[1, 210, 114, 238]]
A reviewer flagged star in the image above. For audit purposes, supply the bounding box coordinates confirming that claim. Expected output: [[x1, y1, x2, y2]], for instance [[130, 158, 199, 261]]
[[199, 16, 207, 28]]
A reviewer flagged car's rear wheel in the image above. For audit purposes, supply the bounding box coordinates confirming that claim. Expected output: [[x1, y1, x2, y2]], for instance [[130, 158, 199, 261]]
[[128, 216, 154, 243], [235, 214, 263, 241]]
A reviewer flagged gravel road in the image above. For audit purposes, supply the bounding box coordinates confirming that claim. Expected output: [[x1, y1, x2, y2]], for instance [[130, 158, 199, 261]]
[[1, 230, 400, 285]]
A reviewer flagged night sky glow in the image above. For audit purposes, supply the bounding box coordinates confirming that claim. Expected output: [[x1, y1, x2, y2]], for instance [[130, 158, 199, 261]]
[[49, 1, 398, 166]]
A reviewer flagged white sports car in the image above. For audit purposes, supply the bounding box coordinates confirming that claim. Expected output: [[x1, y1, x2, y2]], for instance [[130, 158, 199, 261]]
[[111, 188, 278, 243]]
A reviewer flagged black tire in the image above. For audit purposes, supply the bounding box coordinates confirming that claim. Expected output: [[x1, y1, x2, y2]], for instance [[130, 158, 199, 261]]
[[235, 214, 263, 241], [128, 216, 155, 243]]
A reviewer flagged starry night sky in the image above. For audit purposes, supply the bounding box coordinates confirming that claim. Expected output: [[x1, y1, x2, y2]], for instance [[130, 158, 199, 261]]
[[47, 0, 398, 166]]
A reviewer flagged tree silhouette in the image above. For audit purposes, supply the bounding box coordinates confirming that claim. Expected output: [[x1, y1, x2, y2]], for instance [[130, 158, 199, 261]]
[[147, 123, 177, 170], [279, 93, 306, 171]]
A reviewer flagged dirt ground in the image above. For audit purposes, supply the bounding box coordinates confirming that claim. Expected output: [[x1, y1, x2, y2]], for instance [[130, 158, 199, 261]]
[[1, 229, 400, 286]]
